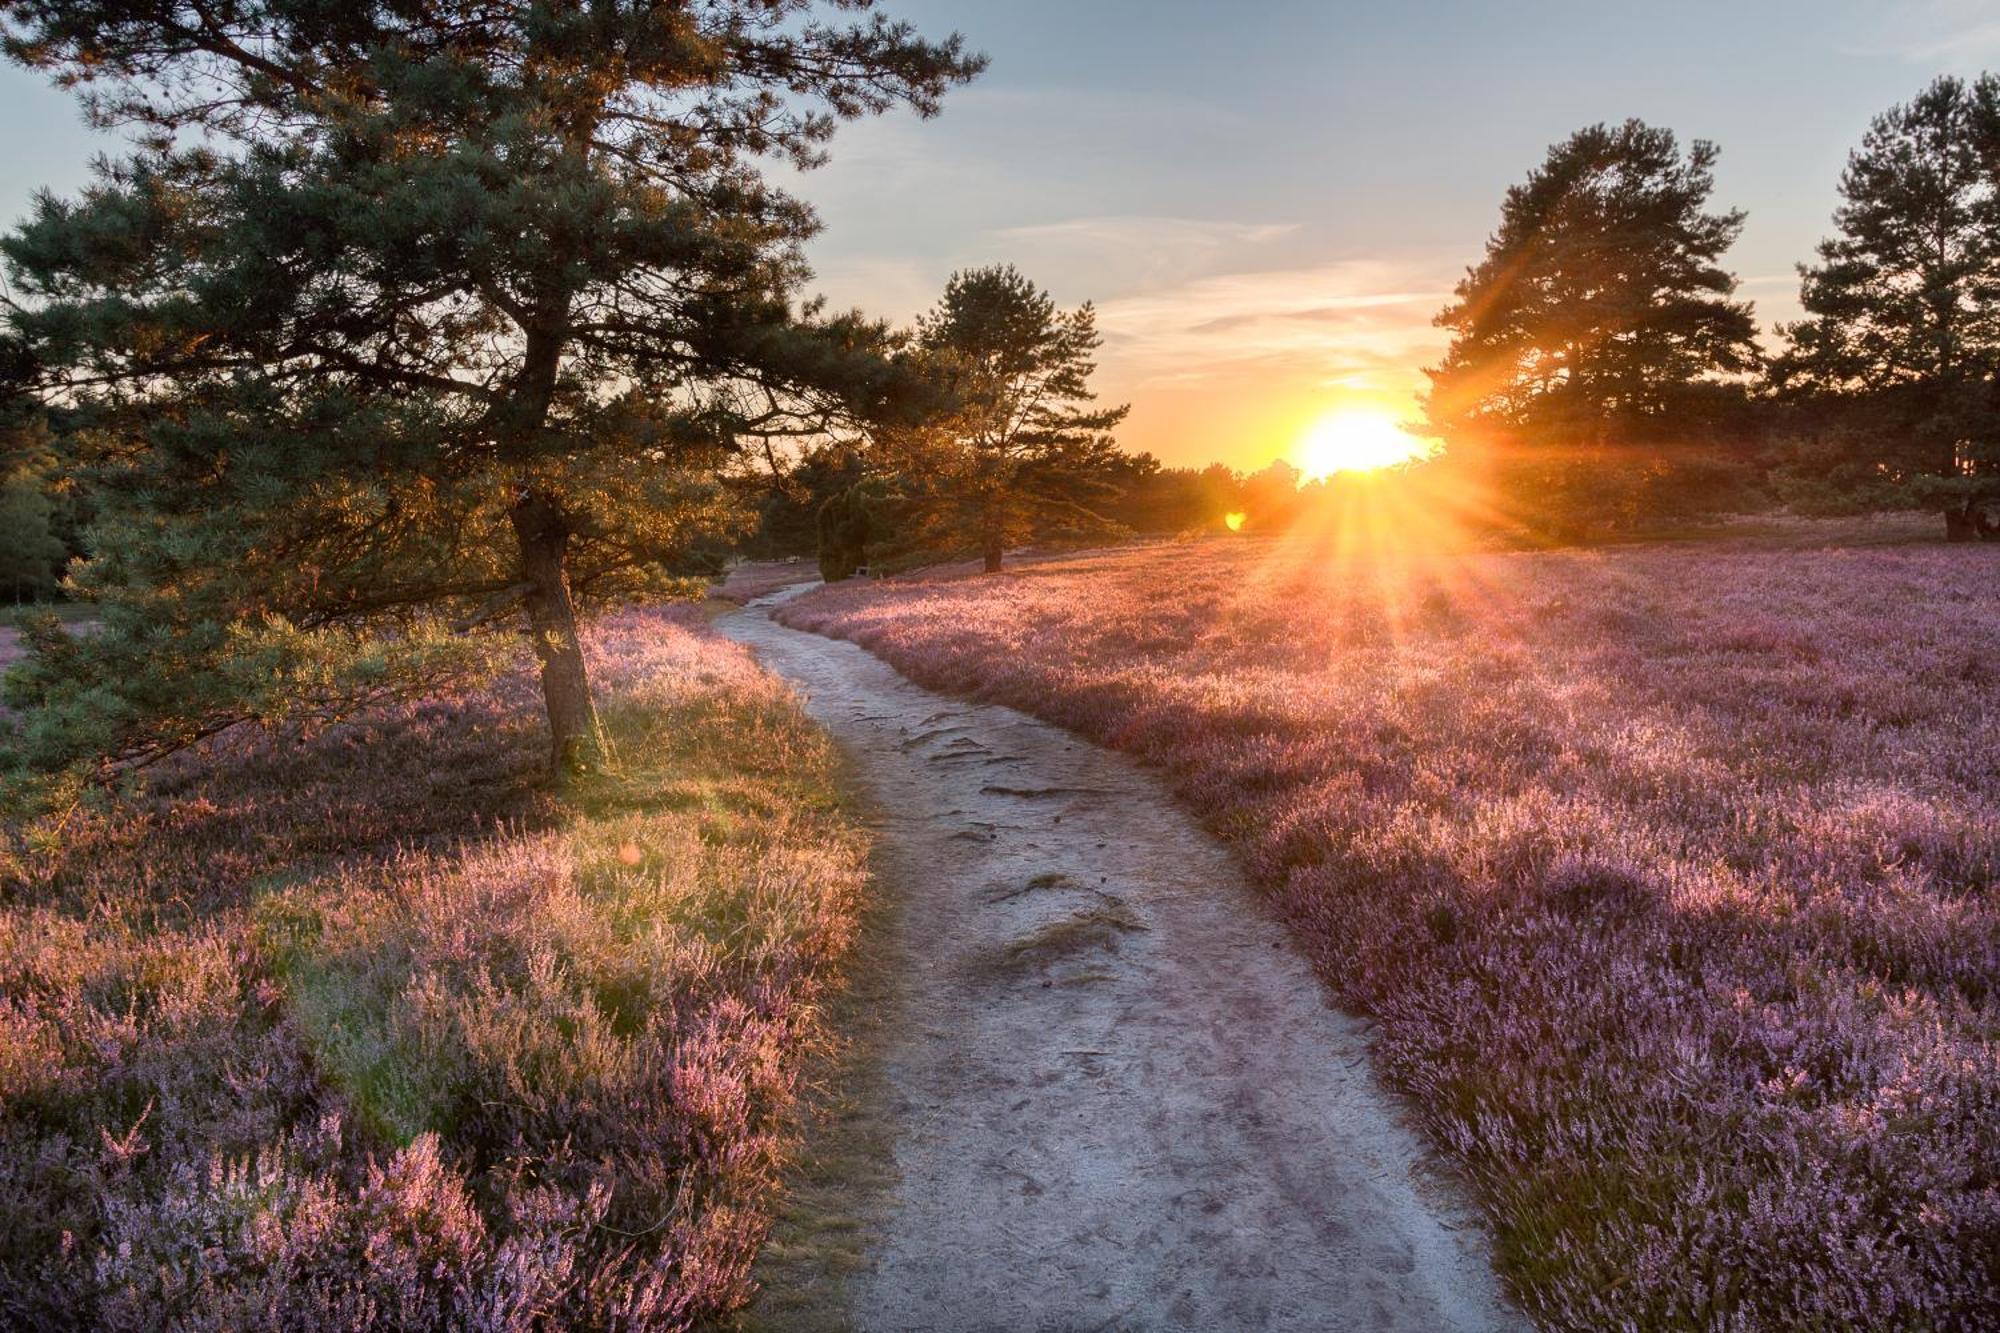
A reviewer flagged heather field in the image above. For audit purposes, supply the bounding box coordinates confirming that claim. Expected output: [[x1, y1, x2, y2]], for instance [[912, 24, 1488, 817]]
[[780, 534, 2000, 1330], [0, 608, 866, 1328]]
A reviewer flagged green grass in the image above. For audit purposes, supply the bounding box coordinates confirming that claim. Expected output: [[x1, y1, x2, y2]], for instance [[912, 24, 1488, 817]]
[[741, 753, 903, 1333]]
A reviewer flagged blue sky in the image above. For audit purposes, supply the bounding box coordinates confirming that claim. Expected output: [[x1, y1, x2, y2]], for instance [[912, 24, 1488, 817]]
[[5, 1, 1999, 468]]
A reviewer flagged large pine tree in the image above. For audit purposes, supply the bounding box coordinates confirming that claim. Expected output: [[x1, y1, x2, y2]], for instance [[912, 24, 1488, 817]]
[[0, 0, 981, 789], [1424, 120, 1759, 535], [1772, 75, 2000, 540]]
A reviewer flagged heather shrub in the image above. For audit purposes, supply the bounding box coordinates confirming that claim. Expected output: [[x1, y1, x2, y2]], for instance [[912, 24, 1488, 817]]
[[0, 607, 865, 1329], [782, 536, 2000, 1331]]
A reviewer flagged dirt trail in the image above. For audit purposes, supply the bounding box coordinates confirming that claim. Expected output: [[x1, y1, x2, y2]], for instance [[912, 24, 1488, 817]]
[[720, 587, 1521, 1332]]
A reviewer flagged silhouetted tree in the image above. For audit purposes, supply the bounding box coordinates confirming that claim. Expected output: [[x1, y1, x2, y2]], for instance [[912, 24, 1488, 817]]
[[0, 0, 981, 792], [739, 442, 868, 559], [816, 481, 892, 582], [1101, 453, 1244, 535], [891, 266, 1129, 572], [1239, 458, 1305, 533], [1425, 120, 1761, 538], [1772, 75, 2000, 540], [0, 463, 64, 601]]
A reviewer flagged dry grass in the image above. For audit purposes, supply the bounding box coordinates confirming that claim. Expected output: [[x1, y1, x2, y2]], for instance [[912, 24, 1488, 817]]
[[0, 606, 869, 1330], [781, 524, 2000, 1331]]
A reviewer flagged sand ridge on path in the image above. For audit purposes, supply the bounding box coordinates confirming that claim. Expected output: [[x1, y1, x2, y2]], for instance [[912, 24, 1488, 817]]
[[720, 586, 1522, 1333]]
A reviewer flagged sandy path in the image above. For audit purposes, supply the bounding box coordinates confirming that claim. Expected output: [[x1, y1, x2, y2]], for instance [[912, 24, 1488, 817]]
[[720, 588, 1521, 1332]]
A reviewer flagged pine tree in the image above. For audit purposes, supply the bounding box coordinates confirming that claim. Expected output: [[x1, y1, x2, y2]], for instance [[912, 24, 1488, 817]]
[[0, 468, 64, 601], [746, 441, 865, 559], [0, 0, 982, 789], [0, 347, 64, 600], [891, 266, 1129, 573], [815, 480, 890, 582], [1772, 75, 2000, 540], [1424, 120, 1760, 536]]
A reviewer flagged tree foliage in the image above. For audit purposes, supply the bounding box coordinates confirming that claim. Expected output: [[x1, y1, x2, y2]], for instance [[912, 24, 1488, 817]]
[[1424, 120, 1761, 538], [742, 440, 864, 558], [1772, 74, 2000, 539], [0, 0, 982, 793], [0, 470, 65, 602], [0, 361, 66, 600], [815, 479, 890, 582], [1100, 452, 1244, 536], [884, 266, 1129, 572]]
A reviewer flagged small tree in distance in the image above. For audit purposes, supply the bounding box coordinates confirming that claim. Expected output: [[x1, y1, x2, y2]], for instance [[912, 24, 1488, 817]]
[[817, 481, 892, 582], [1772, 75, 2000, 540], [890, 266, 1129, 573], [0, 377, 65, 601]]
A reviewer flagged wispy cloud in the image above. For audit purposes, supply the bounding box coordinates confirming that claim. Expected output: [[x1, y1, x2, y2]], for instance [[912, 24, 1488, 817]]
[[804, 216, 1307, 327], [986, 215, 1301, 293], [1871, 0, 2000, 62], [1092, 259, 1453, 394]]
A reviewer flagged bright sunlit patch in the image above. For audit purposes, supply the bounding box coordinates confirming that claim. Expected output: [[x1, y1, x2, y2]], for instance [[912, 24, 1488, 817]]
[[1224, 511, 1248, 532], [1294, 409, 1427, 479]]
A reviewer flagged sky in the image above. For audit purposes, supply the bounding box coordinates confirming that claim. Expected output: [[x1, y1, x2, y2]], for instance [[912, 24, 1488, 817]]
[[5, 1, 2000, 471]]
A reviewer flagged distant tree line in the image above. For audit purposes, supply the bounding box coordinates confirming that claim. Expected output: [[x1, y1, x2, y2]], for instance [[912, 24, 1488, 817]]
[[737, 264, 1133, 579], [1423, 75, 2000, 543], [746, 428, 1334, 571]]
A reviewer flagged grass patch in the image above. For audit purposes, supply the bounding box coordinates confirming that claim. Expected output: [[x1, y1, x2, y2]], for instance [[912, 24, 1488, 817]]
[[742, 759, 905, 1332], [0, 606, 871, 1328]]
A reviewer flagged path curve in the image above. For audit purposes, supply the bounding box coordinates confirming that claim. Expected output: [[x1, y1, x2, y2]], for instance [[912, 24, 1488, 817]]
[[720, 588, 1521, 1332]]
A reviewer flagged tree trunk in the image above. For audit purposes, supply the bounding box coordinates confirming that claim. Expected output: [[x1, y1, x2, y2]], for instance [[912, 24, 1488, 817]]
[[982, 527, 1004, 574], [1945, 503, 1979, 543], [511, 489, 605, 780]]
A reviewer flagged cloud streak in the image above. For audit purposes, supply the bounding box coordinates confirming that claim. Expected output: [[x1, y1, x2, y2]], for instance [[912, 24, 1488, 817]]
[[1871, 0, 2000, 62], [1092, 259, 1453, 397]]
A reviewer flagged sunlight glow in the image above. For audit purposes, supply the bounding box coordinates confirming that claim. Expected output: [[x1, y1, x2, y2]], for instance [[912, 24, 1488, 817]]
[[1293, 409, 1428, 479], [1225, 511, 1248, 532]]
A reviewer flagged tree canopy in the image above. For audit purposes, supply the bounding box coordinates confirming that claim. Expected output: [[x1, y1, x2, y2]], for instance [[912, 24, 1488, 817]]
[[1421, 120, 1761, 537], [0, 456, 65, 603], [0, 0, 982, 793], [1772, 74, 2000, 539], [1427, 120, 1759, 447], [884, 265, 1128, 573]]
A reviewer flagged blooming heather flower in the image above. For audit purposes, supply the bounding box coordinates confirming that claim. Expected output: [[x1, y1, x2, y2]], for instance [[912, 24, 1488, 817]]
[[780, 536, 2000, 1331]]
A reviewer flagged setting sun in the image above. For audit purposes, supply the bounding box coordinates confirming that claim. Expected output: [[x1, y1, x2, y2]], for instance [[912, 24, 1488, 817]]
[[1293, 410, 1429, 479]]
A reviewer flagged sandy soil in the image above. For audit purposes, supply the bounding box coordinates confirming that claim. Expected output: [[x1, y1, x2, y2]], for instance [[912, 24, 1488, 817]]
[[719, 586, 1521, 1332]]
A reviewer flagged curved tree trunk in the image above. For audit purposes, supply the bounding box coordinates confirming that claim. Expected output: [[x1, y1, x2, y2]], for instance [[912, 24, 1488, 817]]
[[511, 488, 606, 780]]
